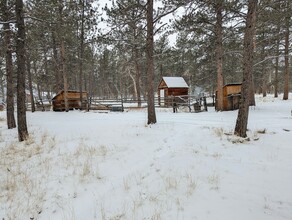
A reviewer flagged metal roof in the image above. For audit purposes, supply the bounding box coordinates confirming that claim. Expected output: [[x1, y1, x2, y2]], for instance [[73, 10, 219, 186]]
[[162, 77, 188, 88]]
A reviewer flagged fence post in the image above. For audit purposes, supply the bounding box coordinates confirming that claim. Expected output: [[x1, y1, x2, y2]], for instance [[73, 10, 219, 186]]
[[121, 98, 124, 112]]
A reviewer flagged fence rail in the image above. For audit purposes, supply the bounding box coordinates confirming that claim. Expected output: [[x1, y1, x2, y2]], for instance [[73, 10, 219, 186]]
[[25, 95, 215, 112], [88, 95, 214, 112]]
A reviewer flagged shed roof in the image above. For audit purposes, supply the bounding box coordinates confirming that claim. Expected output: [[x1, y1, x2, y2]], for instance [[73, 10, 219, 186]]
[[162, 77, 188, 88], [52, 90, 87, 100], [223, 83, 242, 87]]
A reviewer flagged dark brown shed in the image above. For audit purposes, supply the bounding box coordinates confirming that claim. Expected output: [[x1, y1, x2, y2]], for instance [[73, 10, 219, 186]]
[[52, 90, 88, 111], [157, 77, 189, 106]]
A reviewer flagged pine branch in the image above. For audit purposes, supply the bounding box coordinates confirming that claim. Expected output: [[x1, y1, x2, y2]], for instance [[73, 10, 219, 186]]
[[0, 20, 16, 24], [24, 16, 56, 24], [153, 6, 181, 24], [1, 16, 56, 24]]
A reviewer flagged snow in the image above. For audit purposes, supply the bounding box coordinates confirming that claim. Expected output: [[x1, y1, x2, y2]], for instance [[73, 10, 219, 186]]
[[0, 94, 292, 220], [162, 77, 189, 88]]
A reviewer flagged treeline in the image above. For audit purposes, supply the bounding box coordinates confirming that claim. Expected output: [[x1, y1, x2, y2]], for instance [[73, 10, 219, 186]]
[[0, 0, 291, 140], [1, 0, 290, 100]]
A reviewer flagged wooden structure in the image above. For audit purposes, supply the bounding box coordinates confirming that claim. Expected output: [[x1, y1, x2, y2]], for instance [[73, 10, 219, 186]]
[[89, 98, 124, 112], [216, 83, 242, 111], [52, 90, 88, 111], [157, 77, 189, 106], [35, 100, 51, 111]]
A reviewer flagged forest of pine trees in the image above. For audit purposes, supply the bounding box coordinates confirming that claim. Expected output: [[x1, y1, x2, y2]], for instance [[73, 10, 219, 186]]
[[0, 0, 291, 138]]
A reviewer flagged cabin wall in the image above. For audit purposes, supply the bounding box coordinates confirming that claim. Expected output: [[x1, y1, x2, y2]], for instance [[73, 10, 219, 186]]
[[52, 91, 88, 111], [158, 88, 188, 107], [222, 85, 242, 111], [55, 93, 63, 101], [67, 92, 87, 100], [158, 80, 167, 89], [54, 92, 87, 101], [225, 94, 241, 110], [223, 85, 241, 96], [158, 88, 188, 97], [167, 88, 188, 96]]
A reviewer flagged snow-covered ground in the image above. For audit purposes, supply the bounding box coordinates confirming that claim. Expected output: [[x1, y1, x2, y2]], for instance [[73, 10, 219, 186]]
[[0, 94, 292, 220]]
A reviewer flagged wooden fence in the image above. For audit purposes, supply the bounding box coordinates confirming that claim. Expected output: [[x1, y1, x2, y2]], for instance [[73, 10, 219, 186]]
[[88, 95, 214, 112], [26, 95, 214, 112]]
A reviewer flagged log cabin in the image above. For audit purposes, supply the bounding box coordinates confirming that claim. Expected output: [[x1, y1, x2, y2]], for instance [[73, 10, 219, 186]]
[[157, 77, 189, 106], [52, 90, 88, 111]]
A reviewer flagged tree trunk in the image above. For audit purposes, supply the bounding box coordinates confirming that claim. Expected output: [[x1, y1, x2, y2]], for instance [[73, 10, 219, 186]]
[[262, 73, 267, 97], [87, 48, 94, 111], [234, 0, 258, 138], [249, 76, 256, 106], [26, 52, 35, 112], [283, 1, 289, 100], [274, 34, 280, 98], [43, 47, 52, 104], [58, 1, 69, 111], [0, 74, 4, 102], [79, 0, 85, 109], [128, 70, 138, 100], [146, 0, 157, 124], [1, 0, 16, 129], [60, 40, 69, 112], [36, 83, 42, 100], [52, 30, 62, 92], [215, 0, 224, 111], [16, 0, 28, 141], [134, 47, 142, 107], [283, 30, 289, 100], [260, 33, 267, 97]]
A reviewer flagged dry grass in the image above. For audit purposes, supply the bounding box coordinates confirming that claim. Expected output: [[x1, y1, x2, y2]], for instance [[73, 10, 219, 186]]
[[164, 176, 178, 191], [68, 143, 101, 182], [213, 127, 224, 139], [123, 177, 130, 192], [186, 174, 197, 196], [0, 134, 105, 218], [98, 145, 108, 159], [227, 135, 250, 144], [150, 211, 162, 220], [0, 131, 56, 220], [208, 173, 220, 190], [212, 152, 222, 159]]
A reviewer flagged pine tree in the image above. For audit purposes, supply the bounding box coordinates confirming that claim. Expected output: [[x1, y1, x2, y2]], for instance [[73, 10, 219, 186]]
[[146, 0, 157, 124], [214, 0, 224, 111], [0, 0, 16, 129], [282, 0, 290, 100], [234, 0, 258, 138], [16, 0, 29, 141], [174, 0, 245, 109], [104, 0, 145, 105]]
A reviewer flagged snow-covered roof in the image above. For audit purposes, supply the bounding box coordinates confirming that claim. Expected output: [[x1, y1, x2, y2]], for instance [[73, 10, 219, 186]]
[[162, 77, 188, 88]]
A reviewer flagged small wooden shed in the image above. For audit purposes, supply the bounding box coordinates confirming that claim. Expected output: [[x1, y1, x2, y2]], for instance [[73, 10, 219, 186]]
[[216, 83, 242, 111], [157, 77, 189, 106], [52, 90, 88, 111]]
